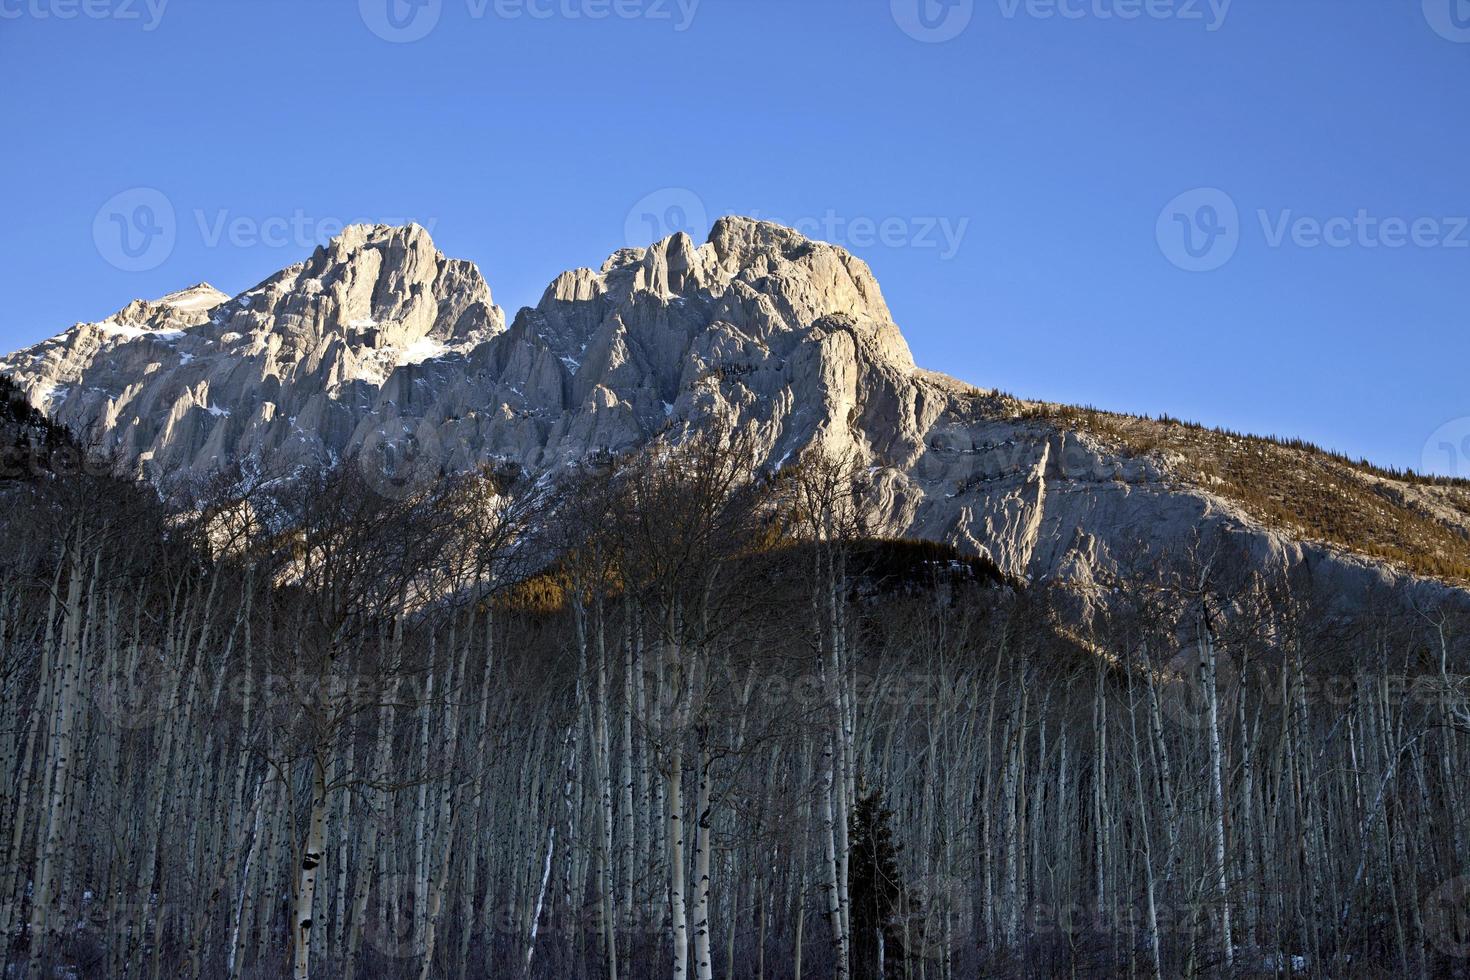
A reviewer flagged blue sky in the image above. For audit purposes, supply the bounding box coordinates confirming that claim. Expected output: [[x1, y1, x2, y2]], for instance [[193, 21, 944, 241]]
[[2, 0, 1467, 474]]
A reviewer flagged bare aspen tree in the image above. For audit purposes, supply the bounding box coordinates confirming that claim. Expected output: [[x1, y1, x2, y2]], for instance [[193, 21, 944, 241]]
[[25, 539, 84, 980], [1125, 646, 1163, 979], [3, 420, 1468, 979], [1196, 601, 1233, 971]]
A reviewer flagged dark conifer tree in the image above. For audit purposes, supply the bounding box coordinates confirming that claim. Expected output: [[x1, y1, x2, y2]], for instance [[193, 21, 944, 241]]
[[849, 783, 910, 980]]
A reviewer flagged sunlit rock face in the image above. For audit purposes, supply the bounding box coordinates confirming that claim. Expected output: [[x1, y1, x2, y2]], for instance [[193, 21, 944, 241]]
[[3, 218, 1462, 611]]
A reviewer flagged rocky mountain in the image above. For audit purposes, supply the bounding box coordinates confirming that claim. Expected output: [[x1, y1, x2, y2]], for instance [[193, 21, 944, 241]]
[[5, 219, 1468, 610]]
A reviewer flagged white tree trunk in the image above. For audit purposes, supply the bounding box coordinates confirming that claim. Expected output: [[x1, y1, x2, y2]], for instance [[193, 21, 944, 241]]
[[1199, 615, 1233, 970], [692, 739, 714, 980], [819, 729, 850, 980], [293, 755, 328, 980]]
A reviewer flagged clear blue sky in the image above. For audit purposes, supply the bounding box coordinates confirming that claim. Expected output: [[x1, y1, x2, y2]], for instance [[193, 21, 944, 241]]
[[2, 0, 1467, 473]]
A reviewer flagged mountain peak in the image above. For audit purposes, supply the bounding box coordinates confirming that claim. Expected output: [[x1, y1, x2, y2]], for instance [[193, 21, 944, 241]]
[[220, 219, 503, 352], [583, 214, 911, 371], [321, 221, 439, 257], [5, 218, 1465, 612], [157, 283, 229, 312], [707, 214, 816, 253]]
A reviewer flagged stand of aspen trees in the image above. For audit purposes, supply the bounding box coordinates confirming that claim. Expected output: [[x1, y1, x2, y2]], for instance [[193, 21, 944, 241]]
[[2, 431, 1469, 978]]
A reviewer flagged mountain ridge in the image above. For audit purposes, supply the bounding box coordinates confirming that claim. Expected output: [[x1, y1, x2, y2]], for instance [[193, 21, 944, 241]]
[[4, 217, 1468, 609]]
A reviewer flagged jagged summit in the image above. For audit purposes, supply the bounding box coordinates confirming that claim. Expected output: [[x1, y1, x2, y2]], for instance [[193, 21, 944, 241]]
[[3, 216, 923, 484], [157, 282, 229, 312], [2, 218, 1467, 610]]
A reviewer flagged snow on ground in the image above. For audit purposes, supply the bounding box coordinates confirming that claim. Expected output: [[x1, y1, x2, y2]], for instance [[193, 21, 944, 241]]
[[399, 336, 448, 366], [94, 320, 185, 342], [329, 334, 454, 390], [33, 383, 67, 408], [157, 284, 227, 312]]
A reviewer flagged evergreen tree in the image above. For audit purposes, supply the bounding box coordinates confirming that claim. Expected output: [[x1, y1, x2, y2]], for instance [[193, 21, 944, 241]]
[[849, 783, 910, 980]]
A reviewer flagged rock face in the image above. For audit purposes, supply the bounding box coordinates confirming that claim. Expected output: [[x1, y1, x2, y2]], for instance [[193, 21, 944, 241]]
[[3, 219, 1465, 610]]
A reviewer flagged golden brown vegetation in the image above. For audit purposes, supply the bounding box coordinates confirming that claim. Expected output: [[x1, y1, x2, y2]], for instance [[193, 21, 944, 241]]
[[1020, 402, 1470, 582]]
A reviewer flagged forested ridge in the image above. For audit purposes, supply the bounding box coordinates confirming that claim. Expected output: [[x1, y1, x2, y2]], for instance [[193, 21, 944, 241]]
[[0, 376, 76, 484], [2, 420, 1469, 979], [1018, 398, 1470, 583]]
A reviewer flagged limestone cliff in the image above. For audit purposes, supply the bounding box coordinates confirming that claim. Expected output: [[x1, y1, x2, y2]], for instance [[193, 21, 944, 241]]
[[4, 218, 1466, 612]]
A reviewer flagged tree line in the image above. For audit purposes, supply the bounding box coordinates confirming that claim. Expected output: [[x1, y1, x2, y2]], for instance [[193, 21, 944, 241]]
[[1, 426, 1468, 978]]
